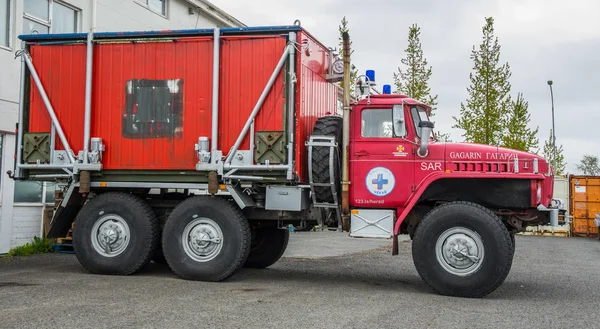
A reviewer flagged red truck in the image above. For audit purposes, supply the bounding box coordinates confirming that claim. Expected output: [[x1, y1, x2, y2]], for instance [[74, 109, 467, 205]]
[[12, 22, 556, 298]]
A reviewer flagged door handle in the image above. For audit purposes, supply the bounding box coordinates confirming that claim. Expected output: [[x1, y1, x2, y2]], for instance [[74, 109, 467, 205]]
[[355, 150, 370, 157]]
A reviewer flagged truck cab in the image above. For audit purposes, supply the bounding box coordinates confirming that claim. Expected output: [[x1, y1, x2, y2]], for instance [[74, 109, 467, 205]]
[[311, 84, 555, 297], [348, 91, 555, 237]]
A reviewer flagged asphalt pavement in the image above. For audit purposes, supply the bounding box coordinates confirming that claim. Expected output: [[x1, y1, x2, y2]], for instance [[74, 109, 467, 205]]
[[1, 232, 599, 329]]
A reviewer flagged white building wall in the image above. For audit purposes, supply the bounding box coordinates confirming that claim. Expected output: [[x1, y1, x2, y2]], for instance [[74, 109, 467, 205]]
[[0, 134, 16, 253], [0, 0, 243, 254]]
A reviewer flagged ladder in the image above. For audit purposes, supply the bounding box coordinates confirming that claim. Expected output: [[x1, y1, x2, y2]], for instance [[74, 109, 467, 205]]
[[306, 135, 343, 231]]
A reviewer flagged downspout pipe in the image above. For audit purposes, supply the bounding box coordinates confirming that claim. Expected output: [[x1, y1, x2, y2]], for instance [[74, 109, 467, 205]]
[[15, 43, 26, 178]]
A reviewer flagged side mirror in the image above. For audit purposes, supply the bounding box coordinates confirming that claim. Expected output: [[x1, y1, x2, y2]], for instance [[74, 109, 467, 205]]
[[418, 121, 434, 157], [392, 104, 406, 137]]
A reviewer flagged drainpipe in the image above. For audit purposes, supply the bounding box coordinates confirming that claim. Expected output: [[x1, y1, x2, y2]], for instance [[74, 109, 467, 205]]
[[91, 0, 97, 31]]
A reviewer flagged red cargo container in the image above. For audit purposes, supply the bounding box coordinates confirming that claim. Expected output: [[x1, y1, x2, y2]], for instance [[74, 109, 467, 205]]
[[22, 26, 338, 182]]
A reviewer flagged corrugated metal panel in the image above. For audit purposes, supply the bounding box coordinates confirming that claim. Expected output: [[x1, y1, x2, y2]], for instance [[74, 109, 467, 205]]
[[28, 35, 288, 170], [29, 43, 87, 153], [294, 32, 338, 182], [570, 176, 600, 236], [220, 35, 286, 153]]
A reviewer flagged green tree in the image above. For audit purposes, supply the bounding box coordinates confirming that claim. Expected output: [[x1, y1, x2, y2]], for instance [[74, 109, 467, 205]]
[[542, 129, 566, 175], [452, 17, 512, 145], [393, 23, 438, 113], [576, 154, 600, 176], [502, 93, 539, 152], [393, 23, 449, 140], [338, 16, 358, 88]]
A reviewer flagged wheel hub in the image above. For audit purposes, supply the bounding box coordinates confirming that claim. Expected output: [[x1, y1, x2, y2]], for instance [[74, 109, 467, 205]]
[[91, 215, 130, 257], [182, 218, 223, 262], [435, 227, 484, 276]]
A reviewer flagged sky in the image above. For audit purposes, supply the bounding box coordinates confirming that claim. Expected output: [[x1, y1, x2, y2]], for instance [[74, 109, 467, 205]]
[[214, 0, 600, 174]]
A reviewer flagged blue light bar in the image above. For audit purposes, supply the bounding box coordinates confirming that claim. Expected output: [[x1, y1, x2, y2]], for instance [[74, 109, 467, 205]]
[[383, 84, 391, 94], [366, 70, 375, 83]]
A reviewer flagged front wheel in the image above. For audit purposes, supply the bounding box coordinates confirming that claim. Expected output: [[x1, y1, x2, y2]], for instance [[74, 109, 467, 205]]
[[412, 201, 514, 298]]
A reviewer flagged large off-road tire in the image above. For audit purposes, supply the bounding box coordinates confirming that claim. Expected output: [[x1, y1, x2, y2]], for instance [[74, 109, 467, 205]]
[[244, 227, 289, 269], [310, 116, 343, 204], [151, 193, 185, 265], [412, 201, 514, 298], [162, 196, 251, 281], [72, 192, 159, 275]]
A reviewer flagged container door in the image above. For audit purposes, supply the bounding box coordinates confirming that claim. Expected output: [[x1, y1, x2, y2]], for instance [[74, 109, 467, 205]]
[[349, 105, 414, 208], [571, 177, 600, 236]]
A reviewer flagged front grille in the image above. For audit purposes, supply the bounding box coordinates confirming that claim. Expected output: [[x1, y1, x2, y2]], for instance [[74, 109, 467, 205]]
[[451, 162, 510, 173]]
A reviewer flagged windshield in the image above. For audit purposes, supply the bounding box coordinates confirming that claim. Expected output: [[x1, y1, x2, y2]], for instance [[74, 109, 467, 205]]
[[410, 106, 430, 138]]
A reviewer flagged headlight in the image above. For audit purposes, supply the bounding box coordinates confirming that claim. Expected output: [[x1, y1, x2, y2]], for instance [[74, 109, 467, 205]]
[[536, 181, 542, 203]]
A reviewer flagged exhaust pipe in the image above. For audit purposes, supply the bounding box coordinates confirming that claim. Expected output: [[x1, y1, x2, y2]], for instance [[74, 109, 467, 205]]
[[341, 31, 351, 232]]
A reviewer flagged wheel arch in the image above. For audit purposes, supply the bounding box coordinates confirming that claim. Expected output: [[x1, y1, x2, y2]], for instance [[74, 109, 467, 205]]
[[395, 173, 542, 235]]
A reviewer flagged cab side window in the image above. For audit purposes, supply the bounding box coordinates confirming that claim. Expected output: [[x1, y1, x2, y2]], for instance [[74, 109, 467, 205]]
[[361, 109, 393, 138]]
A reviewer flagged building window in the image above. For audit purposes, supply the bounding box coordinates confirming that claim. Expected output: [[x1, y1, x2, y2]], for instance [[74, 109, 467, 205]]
[[0, 0, 11, 49], [23, 0, 79, 35], [14, 181, 43, 203], [136, 0, 167, 16], [14, 181, 58, 204]]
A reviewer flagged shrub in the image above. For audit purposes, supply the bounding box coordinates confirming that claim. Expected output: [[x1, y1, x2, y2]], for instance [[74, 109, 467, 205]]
[[8, 236, 55, 257]]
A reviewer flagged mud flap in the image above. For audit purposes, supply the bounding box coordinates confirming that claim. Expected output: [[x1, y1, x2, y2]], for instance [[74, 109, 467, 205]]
[[392, 234, 399, 255]]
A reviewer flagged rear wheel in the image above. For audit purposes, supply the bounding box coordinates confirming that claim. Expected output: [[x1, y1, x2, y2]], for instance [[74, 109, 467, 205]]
[[72, 192, 159, 275], [244, 226, 289, 269], [162, 196, 251, 281], [412, 201, 514, 298]]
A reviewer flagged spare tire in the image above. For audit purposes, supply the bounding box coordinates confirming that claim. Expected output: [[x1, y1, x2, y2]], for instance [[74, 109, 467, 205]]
[[310, 116, 343, 204]]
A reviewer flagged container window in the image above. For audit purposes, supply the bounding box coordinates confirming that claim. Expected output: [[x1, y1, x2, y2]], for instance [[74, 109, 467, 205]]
[[122, 79, 184, 139], [0, 0, 10, 48]]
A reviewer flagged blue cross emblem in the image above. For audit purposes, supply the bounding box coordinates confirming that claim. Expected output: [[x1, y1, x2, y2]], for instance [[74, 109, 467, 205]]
[[372, 174, 388, 190]]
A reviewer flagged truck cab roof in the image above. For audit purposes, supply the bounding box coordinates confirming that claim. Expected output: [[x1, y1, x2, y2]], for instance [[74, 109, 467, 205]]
[[355, 93, 432, 115]]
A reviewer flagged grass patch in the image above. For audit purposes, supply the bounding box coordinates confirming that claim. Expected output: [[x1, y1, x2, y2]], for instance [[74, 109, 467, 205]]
[[7, 236, 55, 257]]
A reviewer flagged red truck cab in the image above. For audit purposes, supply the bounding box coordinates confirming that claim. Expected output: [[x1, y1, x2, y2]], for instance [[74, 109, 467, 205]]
[[349, 92, 554, 236], [340, 89, 555, 296]]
